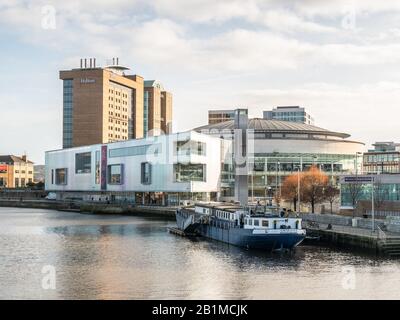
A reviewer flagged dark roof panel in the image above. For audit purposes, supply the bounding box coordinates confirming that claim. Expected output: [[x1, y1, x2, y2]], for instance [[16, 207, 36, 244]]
[[0, 155, 33, 164], [195, 118, 350, 139]]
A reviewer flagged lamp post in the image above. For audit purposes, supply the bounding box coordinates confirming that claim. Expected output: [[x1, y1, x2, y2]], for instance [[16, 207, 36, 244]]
[[371, 177, 375, 232], [297, 167, 301, 214], [355, 152, 362, 175], [251, 170, 254, 204], [278, 161, 281, 199]]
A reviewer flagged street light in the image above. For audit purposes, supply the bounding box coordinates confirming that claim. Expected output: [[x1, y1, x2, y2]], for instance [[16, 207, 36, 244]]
[[278, 161, 281, 199], [297, 167, 301, 215], [371, 177, 375, 232], [355, 152, 362, 175]]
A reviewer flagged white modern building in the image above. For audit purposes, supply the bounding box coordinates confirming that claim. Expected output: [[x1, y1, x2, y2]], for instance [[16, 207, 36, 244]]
[[45, 131, 224, 205]]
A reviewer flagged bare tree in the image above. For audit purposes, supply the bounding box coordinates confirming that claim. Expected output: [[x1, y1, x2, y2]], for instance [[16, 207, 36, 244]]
[[373, 178, 388, 213], [346, 182, 363, 217], [324, 185, 340, 214]]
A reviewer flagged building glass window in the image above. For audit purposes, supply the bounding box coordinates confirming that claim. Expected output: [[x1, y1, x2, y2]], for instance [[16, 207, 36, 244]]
[[109, 144, 161, 158], [75, 152, 91, 174], [63, 79, 73, 148], [108, 164, 123, 184], [15, 178, 19, 187], [141, 162, 152, 185], [175, 140, 206, 156], [144, 91, 149, 137], [174, 163, 206, 182], [55, 168, 67, 185]]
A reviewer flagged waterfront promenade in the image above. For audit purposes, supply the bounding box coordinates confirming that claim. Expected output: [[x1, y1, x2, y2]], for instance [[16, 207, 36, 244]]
[[303, 216, 400, 256]]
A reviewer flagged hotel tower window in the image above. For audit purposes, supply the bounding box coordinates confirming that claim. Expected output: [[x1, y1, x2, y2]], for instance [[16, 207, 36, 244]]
[[55, 168, 67, 185], [62, 79, 73, 148], [75, 152, 91, 174], [174, 164, 206, 182], [108, 164, 123, 184]]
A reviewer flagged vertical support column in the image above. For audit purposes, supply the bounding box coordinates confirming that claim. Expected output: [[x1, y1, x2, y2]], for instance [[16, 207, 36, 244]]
[[234, 109, 248, 206]]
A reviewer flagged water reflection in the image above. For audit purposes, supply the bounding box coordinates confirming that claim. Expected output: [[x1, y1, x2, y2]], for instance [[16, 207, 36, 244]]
[[0, 207, 399, 299]]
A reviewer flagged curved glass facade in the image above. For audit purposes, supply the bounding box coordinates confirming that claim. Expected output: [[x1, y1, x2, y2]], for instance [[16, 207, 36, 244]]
[[341, 183, 400, 207], [221, 152, 357, 197]]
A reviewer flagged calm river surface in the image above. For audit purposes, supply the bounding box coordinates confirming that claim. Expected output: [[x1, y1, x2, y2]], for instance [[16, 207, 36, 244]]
[[0, 207, 399, 299]]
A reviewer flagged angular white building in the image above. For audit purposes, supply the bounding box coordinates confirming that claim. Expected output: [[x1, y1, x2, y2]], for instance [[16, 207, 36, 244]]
[[45, 131, 224, 205]]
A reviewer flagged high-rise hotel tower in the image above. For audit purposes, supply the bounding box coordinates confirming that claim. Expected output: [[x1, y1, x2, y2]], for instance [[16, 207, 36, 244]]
[[60, 58, 172, 148]]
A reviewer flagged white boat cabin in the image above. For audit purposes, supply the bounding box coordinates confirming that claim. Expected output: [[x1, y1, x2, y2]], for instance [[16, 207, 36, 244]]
[[194, 203, 304, 232], [244, 216, 302, 231]]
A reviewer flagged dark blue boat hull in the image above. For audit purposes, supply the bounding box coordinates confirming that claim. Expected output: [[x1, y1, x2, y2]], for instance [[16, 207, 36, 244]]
[[176, 210, 305, 250], [198, 224, 304, 250]]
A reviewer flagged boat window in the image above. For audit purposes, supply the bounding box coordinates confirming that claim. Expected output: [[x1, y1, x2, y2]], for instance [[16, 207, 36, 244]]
[[262, 220, 269, 227], [254, 220, 259, 226], [248, 219, 252, 225]]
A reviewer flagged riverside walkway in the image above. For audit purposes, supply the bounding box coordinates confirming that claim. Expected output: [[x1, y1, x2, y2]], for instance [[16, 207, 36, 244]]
[[303, 217, 400, 256]]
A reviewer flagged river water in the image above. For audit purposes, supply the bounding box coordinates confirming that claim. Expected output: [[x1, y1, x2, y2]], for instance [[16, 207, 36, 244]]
[[0, 207, 399, 299]]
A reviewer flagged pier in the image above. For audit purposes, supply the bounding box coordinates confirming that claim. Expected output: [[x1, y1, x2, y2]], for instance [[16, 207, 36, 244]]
[[302, 214, 400, 256], [0, 198, 177, 218]]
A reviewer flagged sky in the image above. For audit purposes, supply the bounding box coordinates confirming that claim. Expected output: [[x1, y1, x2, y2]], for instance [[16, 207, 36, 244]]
[[1, 0, 400, 164]]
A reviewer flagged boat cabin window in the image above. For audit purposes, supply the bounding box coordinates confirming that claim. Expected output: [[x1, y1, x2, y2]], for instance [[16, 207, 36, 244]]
[[248, 219, 252, 226], [262, 220, 269, 227], [254, 220, 259, 226]]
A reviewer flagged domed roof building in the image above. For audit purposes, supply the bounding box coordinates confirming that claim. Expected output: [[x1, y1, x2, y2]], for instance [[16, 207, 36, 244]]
[[195, 116, 365, 200], [195, 118, 350, 139]]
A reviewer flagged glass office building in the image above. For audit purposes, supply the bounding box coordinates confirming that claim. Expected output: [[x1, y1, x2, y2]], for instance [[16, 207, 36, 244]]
[[363, 142, 400, 174], [263, 106, 314, 125], [340, 174, 400, 217]]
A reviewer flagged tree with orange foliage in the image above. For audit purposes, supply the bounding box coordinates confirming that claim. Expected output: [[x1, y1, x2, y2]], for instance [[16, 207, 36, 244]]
[[301, 165, 329, 213], [281, 173, 302, 211]]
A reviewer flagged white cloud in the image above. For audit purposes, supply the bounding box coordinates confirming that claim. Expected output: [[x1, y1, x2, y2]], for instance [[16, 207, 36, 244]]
[[293, 0, 400, 17], [253, 9, 337, 34], [151, 0, 261, 23]]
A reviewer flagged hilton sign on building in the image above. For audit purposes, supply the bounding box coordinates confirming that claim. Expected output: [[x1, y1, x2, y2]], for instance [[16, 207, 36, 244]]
[[60, 57, 173, 149]]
